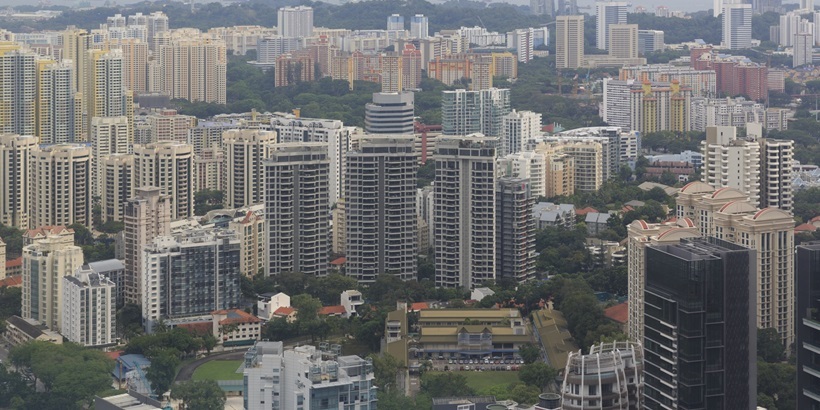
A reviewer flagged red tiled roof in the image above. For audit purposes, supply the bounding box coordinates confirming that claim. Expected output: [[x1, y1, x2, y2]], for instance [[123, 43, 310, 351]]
[[409, 302, 428, 312], [5, 257, 21, 269], [273, 306, 296, 316], [178, 322, 213, 336], [795, 223, 818, 233], [576, 207, 599, 216], [0, 275, 22, 288], [604, 302, 628, 324], [213, 309, 261, 325], [318, 305, 346, 315], [330, 257, 346, 266], [811, 215, 820, 223], [25, 226, 73, 238], [106, 351, 124, 360]]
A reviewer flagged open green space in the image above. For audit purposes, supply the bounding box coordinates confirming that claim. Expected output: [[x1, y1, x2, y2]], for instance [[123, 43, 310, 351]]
[[191, 360, 244, 381], [426, 371, 520, 391]]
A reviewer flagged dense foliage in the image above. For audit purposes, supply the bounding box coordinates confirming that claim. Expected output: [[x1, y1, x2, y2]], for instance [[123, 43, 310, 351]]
[[171, 380, 227, 410], [0, 224, 24, 260]]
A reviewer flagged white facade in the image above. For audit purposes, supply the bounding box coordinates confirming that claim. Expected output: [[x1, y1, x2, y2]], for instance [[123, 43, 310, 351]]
[[410, 15, 429, 39], [722, 3, 752, 50], [340, 290, 363, 318], [507, 28, 535, 62], [501, 110, 542, 156], [556, 15, 585, 69], [30, 144, 92, 228], [61, 265, 116, 347], [257, 292, 290, 320], [0, 134, 37, 229], [602, 79, 634, 131], [278, 6, 313, 38], [795, 32, 814, 68], [223, 129, 277, 208], [759, 138, 794, 212], [497, 151, 547, 199], [595, 2, 628, 51], [133, 141, 193, 219], [701, 126, 761, 207], [91, 116, 130, 198]]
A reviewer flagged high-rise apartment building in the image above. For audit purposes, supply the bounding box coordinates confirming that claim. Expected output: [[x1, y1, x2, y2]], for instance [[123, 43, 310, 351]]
[[229, 210, 265, 278], [154, 31, 227, 104], [128, 12, 169, 51], [264, 144, 330, 277], [91, 116, 130, 198], [123, 187, 171, 305], [561, 342, 644, 409], [141, 228, 241, 333], [626, 218, 699, 343], [498, 151, 547, 198], [36, 59, 83, 144], [722, 3, 752, 50], [61, 265, 116, 347], [608, 24, 638, 59], [60, 27, 91, 93], [277, 6, 314, 38], [379, 54, 402, 93], [507, 28, 535, 63], [223, 129, 277, 208], [435, 135, 498, 289], [496, 178, 535, 284], [556, 15, 585, 69], [243, 342, 378, 410], [0, 134, 36, 229], [759, 138, 793, 212], [0, 43, 36, 136], [100, 154, 134, 223], [797, 243, 820, 409], [501, 109, 541, 156], [637, 30, 665, 55], [644, 237, 756, 410], [596, 2, 628, 51], [387, 14, 404, 31], [345, 136, 417, 284], [133, 141, 194, 219], [85, 49, 134, 139], [410, 15, 429, 39], [545, 153, 576, 198], [365, 92, 415, 134], [147, 109, 196, 143], [531, 0, 556, 16], [442, 88, 511, 138], [29, 144, 91, 228], [795, 32, 814, 68], [22, 227, 83, 331], [701, 126, 761, 207], [629, 80, 692, 133], [193, 147, 225, 193], [102, 38, 149, 94], [535, 139, 605, 192]]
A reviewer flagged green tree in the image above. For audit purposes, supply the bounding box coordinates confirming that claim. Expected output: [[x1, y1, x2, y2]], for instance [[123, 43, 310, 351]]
[[518, 343, 542, 364], [0, 364, 31, 407], [291, 294, 322, 322], [421, 373, 474, 397], [369, 353, 400, 393], [194, 189, 224, 216], [311, 274, 359, 305], [509, 383, 542, 406], [757, 361, 796, 410], [145, 349, 181, 396], [201, 334, 218, 354], [518, 362, 558, 391], [757, 328, 785, 363], [171, 380, 226, 410], [0, 223, 24, 259]]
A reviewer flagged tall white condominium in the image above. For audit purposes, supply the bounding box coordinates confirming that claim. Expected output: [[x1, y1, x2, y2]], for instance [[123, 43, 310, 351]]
[[556, 15, 585, 69], [100, 154, 134, 223], [155, 31, 227, 104], [365, 92, 415, 134], [507, 28, 535, 63], [61, 265, 116, 347], [626, 218, 698, 343], [29, 144, 92, 228], [128, 12, 169, 50], [434, 135, 498, 289], [497, 151, 547, 198], [345, 136, 418, 285], [608, 24, 638, 59], [223, 129, 278, 208], [61, 28, 92, 94], [803, 0, 815, 11], [501, 109, 542, 156], [141, 229, 241, 333], [410, 14, 429, 39], [243, 342, 378, 410], [0, 134, 37, 229], [22, 227, 83, 331], [794, 32, 814, 68], [441, 88, 511, 138], [722, 3, 752, 50], [0, 43, 36, 136], [91, 116, 129, 198], [278, 6, 314, 38], [496, 178, 536, 284], [85, 49, 134, 138], [531, 0, 556, 16], [123, 187, 171, 305], [37, 59, 83, 144], [701, 126, 760, 207], [595, 2, 628, 51], [133, 142, 194, 219], [387, 14, 404, 31], [759, 138, 794, 212], [264, 144, 330, 277], [779, 12, 803, 47], [103, 38, 149, 93]]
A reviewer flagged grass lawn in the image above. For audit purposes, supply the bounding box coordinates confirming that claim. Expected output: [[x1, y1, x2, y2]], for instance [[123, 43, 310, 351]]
[[192, 360, 244, 381], [427, 371, 520, 391]]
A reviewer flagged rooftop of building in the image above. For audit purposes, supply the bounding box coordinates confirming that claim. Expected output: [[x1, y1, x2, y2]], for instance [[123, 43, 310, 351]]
[[273, 306, 296, 316], [0, 275, 22, 288], [94, 391, 163, 410], [418, 308, 520, 320], [213, 309, 261, 325], [87, 258, 125, 272], [604, 302, 628, 324], [319, 305, 346, 316]]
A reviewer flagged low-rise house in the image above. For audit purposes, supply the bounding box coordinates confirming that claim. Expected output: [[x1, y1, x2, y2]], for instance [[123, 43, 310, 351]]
[[212, 309, 262, 346], [257, 292, 291, 320], [5, 315, 62, 347], [340, 290, 363, 318], [272, 306, 297, 323]]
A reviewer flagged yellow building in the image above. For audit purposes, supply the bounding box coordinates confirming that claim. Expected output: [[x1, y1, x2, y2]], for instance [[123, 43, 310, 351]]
[[629, 80, 692, 134], [415, 308, 530, 360]]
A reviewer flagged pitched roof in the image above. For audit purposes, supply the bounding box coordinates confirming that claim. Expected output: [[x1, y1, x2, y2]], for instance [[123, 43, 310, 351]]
[[330, 257, 346, 266], [177, 321, 213, 336], [576, 207, 599, 216], [409, 302, 428, 312], [6, 315, 43, 338], [795, 223, 817, 233], [318, 305, 346, 315], [604, 302, 628, 324], [25, 225, 73, 238], [273, 306, 296, 316], [213, 309, 261, 325], [0, 275, 22, 287]]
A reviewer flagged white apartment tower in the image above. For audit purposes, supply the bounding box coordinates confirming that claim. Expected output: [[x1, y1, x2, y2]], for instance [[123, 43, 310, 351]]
[[701, 126, 761, 207], [223, 129, 278, 208], [155, 32, 227, 104], [0, 44, 36, 136], [0, 134, 37, 229], [556, 15, 585, 69], [441, 88, 511, 138], [22, 228, 83, 331], [345, 136, 418, 284], [85, 49, 134, 139], [410, 15, 429, 39], [759, 138, 794, 212], [595, 2, 628, 51], [62, 265, 116, 347], [37, 59, 83, 144], [91, 116, 130, 198], [722, 3, 752, 50], [608, 24, 639, 59], [794, 32, 814, 68], [387, 14, 404, 31], [264, 144, 330, 277], [123, 187, 171, 305], [277, 6, 314, 38], [30, 144, 92, 228], [626, 218, 699, 343], [497, 151, 547, 199], [100, 154, 134, 223], [501, 109, 542, 156], [133, 142, 194, 219], [434, 135, 498, 289]]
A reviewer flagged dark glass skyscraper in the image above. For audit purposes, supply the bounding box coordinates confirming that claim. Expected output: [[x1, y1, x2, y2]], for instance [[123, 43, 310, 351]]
[[643, 237, 756, 410], [797, 242, 820, 409]]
